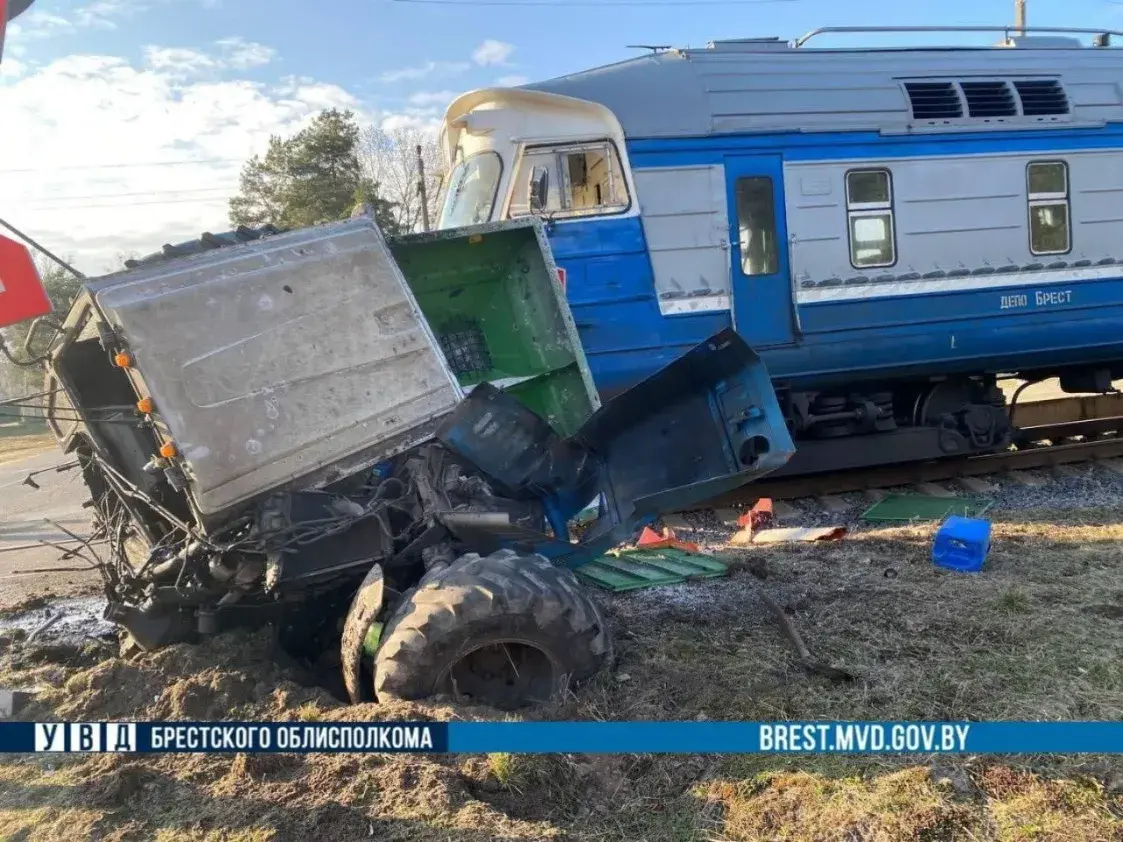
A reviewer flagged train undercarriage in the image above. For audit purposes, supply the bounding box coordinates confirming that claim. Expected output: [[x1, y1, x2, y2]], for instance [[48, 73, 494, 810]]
[[775, 362, 1123, 478]]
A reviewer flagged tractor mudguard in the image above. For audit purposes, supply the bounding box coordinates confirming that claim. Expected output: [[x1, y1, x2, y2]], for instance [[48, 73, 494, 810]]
[[340, 563, 385, 704], [435, 327, 795, 567]]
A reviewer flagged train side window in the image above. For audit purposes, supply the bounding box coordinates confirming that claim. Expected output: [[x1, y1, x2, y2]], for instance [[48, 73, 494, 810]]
[[1027, 161, 1071, 255], [508, 141, 629, 219], [735, 177, 779, 276], [845, 169, 896, 268]]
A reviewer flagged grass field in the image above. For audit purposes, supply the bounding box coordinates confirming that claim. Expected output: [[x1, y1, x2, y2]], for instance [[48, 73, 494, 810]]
[[2, 506, 1123, 840]]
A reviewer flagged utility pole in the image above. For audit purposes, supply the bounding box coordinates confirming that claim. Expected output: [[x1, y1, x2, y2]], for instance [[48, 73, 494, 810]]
[[1014, 0, 1026, 37], [416, 144, 431, 233]]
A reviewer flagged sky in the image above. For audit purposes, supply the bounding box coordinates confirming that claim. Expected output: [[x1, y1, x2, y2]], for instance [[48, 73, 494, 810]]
[[1, 0, 1122, 271]]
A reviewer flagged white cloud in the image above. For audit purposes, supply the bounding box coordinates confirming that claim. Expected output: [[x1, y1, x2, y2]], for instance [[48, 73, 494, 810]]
[[408, 90, 455, 107], [14, 10, 76, 40], [73, 0, 142, 29], [142, 45, 217, 74], [19, 0, 146, 37], [472, 39, 514, 66], [214, 37, 277, 70], [10, 0, 215, 42], [0, 49, 364, 271], [0, 58, 25, 80], [380, 112, 442, 133], [379, 40, 517, 85], [378, 61, 470, 83], [142, 38, 276, 77], [496, 75, 528, 87]]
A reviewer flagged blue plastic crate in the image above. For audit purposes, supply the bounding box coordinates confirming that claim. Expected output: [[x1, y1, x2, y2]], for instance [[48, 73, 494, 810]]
[[932, 516, 992, 573]]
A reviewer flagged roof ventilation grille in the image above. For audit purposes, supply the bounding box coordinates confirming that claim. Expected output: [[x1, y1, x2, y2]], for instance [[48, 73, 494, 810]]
[[1014, 79, 1070, 115], [904, 81, 963, 119], [960, 80, 1018, 117]]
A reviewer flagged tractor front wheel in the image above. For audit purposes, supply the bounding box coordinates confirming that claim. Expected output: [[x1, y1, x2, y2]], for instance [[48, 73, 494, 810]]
[[374, 549, 612, 709]]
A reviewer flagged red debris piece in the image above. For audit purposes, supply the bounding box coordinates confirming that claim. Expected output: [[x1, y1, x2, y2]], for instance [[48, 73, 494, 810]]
[[635, 525, 700, 553], [737, 497, 774, 530]]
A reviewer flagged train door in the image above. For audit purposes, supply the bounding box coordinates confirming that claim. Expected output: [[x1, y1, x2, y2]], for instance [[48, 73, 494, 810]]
[[725, 155, 796, 347]]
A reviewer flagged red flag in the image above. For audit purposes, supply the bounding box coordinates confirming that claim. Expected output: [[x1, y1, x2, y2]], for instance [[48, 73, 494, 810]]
[[0, 235, 51, 328], [0, 0, 9, 64]]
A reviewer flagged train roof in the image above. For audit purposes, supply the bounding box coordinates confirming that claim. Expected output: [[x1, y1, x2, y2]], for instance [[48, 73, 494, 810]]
[[519, 27, 1123, 139]]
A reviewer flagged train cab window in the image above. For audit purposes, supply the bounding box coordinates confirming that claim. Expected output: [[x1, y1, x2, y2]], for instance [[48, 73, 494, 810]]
[[508, 141, 629, 219], [735, 177, 779, 276], [1027, 161, 1071, 255], [438, 150, 503, 229], [845, 169, 896, 268]]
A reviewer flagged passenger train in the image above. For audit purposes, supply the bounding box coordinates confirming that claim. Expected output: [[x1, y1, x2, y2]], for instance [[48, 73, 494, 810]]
[[436, 26, 1123, 475]]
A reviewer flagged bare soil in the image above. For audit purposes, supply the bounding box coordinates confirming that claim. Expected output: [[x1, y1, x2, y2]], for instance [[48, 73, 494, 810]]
[[2, 505, 1123, 840]]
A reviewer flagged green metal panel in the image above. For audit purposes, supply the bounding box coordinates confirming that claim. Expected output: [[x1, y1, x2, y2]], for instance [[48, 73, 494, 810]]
[[578, 548, 728, 592], [859, 494, 994, 523], [390, 219, 599, 438]]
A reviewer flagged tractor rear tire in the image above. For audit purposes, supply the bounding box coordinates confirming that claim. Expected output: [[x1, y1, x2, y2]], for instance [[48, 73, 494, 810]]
[[373, 549, 613, 709]]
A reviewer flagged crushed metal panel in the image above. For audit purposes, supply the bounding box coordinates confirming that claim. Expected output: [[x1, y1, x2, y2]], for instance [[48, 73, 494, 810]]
[[89, 217, 463, 518], [436, 328, 796, 569]]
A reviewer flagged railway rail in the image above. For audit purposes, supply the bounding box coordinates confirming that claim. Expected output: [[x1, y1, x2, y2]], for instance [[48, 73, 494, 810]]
[[702, 391, 1123, 508]]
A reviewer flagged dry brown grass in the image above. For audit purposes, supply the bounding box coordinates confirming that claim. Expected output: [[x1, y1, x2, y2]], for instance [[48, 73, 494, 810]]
[[3, 506, 1123, 840], [0, 432, 53, 465]]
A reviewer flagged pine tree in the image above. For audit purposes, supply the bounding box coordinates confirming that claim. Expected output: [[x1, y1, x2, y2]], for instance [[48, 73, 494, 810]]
[[229, 109, 401, 234]]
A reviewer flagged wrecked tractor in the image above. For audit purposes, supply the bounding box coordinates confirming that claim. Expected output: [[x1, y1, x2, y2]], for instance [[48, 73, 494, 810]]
[[39, 215, 794, 708]]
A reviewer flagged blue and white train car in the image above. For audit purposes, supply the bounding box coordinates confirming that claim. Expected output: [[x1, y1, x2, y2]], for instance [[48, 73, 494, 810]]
[[436, 27, 1123, 473]]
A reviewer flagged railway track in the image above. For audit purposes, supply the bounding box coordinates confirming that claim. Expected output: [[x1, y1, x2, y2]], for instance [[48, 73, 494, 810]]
[[700, 391, 1123, 509]]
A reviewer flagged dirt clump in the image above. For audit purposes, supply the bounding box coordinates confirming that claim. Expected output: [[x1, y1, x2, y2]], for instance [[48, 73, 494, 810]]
[[26, 628, 338, 722]]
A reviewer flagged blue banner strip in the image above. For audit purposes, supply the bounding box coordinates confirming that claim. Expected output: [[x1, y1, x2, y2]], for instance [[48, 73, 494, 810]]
[[11, 721, 1123, 754], [449, 722, 1068, 753]]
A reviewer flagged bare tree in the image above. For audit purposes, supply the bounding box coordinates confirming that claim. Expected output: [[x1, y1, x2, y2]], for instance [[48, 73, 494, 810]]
[[358, 126, 444, 234]]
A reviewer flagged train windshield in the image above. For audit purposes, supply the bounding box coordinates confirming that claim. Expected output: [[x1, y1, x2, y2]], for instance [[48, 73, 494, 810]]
[[438, 150, 503, 229]]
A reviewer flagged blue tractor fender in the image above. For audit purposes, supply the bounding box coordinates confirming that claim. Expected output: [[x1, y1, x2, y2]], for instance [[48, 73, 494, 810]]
[[434, 327, 795, 567]]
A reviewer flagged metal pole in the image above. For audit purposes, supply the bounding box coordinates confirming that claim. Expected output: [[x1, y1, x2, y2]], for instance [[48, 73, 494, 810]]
[[0, 216, 84, 278], [416, 144, 431, 233], [1015, 0, 1026, 37]]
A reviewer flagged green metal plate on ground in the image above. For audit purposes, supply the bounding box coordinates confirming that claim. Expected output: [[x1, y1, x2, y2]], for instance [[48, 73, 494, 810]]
[[578, 548, 728, 592], [859, 494, 994, 523]]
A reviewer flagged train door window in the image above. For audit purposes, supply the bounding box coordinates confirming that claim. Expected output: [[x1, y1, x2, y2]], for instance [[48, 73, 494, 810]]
[[508, 141, 629, 218], [1027, 161, 1070, 255], [735, 177, 779, 275], [845, 169, 896, 268]]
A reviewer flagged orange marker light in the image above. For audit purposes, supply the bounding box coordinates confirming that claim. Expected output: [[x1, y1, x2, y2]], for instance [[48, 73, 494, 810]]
[[136, 397, 154, 414], [113, 352, 132, 368], [158, 442, 177, 459]]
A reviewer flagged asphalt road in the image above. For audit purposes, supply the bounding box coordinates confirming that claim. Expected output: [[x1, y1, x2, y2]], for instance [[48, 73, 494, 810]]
[[0, 445, 100, 606]]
